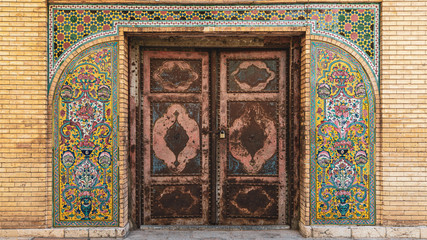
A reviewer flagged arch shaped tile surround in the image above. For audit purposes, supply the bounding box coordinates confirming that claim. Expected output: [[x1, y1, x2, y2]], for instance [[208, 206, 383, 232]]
[[310, 41, 375, 224], [52, 42, 119, 227], [49, 4, 379, 226]]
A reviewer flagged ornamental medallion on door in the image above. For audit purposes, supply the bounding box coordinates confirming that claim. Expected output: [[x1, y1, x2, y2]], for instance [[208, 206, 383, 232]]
[[141, 50, 287, 225]]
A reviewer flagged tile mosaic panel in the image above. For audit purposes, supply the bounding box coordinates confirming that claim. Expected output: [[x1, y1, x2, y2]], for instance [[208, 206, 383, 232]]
[[53, 42, 118, 226], [310, 41, 375, 225], [48, 4, 380, 91]]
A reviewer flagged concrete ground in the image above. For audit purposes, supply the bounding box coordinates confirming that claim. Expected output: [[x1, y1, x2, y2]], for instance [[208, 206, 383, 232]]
[[0, 229, 342, 240], [126, 229, 333, 240], [125, 229, 415, 240], [125, 229, 419, 240], [0, 226, 419, 240], [1, 230, 316, 240]]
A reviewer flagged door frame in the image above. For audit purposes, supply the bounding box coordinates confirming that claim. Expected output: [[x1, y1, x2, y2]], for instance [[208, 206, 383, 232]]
[[128, 34, 303, 228]]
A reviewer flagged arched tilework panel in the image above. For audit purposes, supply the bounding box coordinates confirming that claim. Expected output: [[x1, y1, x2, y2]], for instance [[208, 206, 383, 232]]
[[48, 4, 380, 91], [53, 42, 119, 226], [310, 41, 375, 225]]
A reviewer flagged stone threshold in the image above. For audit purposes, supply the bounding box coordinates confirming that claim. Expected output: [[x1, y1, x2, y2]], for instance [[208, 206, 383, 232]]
[[140, 225, 290, 231], [299, 222, 427, 239], [0, 223, 129, 238]]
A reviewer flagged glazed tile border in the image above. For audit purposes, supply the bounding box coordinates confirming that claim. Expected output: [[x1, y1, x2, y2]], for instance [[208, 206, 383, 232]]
[[48, 4, 380, 92]]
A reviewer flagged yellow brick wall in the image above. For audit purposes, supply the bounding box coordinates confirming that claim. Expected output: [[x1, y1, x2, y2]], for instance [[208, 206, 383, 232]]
[[118, 29, 129, 227], [0, 0, 47, 229], [299, 29, 311, 226], [380, 0, 427, 225], [0, 0, 426, 230]]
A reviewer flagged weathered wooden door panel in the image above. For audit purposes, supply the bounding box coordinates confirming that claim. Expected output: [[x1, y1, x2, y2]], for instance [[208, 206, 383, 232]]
[[140, 49, 288, 225], [218, 51, 288, 225], [142, 51, 210, 224]]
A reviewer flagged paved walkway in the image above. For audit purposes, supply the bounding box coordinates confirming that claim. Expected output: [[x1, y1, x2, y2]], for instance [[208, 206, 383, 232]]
[[0, 230, 317, 240], [126, 229, 345, 240], [1, 227, 418, 240], [126, 229, 424, 240], [128, 229, 306, 240]]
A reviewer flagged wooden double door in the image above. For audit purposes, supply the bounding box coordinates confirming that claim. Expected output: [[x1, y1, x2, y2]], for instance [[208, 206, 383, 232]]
[[140, 49, 288, 225]]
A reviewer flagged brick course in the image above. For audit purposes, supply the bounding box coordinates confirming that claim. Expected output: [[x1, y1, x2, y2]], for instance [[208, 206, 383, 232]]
[[381, 0, 427, 225], [0, 0, 47, 229]]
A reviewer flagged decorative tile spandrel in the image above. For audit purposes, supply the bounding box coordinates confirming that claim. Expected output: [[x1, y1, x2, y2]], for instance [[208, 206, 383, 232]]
[[51, 6, 377, 65], [310, 42, 375, 225], [49, 4, 380, 90], [53, 42, 118, 226]]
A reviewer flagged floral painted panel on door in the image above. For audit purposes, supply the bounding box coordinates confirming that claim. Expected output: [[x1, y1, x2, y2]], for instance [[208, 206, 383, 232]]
[[53, 42, 118, 226], [310, 42, 375, 225]]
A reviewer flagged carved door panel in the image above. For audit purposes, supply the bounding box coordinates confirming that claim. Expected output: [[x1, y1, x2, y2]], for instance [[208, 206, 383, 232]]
[[142, 51, 210, 224], [140, 50, 288, 225], [217, 51, 288, 225]]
